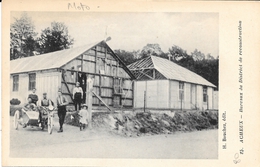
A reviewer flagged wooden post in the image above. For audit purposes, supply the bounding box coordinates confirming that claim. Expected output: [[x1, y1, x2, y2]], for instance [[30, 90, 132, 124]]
[[86, 76, 94, 129], [207, 94, 209, 110], [144, 91, 146, 112], [95, 46, 97, 73], [99, 74, 101, 106], [81, 55, 83, 72], [181, 92, 183, 111]]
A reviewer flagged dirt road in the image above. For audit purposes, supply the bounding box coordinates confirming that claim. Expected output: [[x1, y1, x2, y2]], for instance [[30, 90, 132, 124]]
[[10, 116, 218, 159]]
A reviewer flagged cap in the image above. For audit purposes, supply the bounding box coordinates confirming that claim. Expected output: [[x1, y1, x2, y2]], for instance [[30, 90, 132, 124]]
[[43, 92, 47, 95], [82, 104, 88, 108]]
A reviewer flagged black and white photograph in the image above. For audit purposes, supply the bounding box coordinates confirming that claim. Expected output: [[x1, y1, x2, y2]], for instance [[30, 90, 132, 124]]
[[9, 11, 219, 159], [2, 1, 260, 167]]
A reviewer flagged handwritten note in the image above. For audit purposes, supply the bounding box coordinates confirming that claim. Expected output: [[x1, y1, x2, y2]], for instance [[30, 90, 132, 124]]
[[68, 2, 90, 11]]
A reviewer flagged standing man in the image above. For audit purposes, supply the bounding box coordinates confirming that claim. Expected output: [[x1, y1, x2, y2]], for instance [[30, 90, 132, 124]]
[[28, 88, 38, 105], [56, 88, 69, 133], [73, 81, 83, 111]]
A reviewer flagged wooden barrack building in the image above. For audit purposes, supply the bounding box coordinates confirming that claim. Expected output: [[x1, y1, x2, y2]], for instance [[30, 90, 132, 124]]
[[128, 56, 218, 110], [10, 40, 135, 110]]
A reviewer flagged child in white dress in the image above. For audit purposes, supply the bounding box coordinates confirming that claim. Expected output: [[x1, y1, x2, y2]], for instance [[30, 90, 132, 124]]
[[78, 104, 89, 131]]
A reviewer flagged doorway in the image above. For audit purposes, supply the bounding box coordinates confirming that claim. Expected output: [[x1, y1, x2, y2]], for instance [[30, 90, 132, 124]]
[[77, 72, 87, 103]]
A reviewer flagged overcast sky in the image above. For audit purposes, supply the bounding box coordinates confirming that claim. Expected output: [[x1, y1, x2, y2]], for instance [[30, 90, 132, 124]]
[[11, 12, 219, 57]]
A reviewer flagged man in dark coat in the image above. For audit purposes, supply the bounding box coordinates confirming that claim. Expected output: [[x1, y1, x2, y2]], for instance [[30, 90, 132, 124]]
[[56, 88, 69, 133]]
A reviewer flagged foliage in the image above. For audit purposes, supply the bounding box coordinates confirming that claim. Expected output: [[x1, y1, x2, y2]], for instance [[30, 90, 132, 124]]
[[10, 105, 23, 116], [38, 22, 74, 54], [114, 50, 138, 65], [168, 45, 189, 61], [140, 44, 163, 58], [191, 49, 205, 61], [10, 12, 37, 60], [10, 98, 21, 105], [10, 13, 74, 59]]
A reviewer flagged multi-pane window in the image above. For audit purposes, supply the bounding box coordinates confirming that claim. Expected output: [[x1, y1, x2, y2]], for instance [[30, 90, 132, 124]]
[[13, 75, 19, 91], [203, 86, 207, 102], [28, 73, 36, 90], [179, 82, 184, 100]]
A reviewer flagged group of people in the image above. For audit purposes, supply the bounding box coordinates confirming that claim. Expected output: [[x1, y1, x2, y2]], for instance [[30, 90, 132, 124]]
[[23, 81, 88, 133]]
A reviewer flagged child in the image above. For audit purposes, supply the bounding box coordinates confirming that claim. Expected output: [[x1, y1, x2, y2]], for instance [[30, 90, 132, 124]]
[[78, 104, 89, 131]]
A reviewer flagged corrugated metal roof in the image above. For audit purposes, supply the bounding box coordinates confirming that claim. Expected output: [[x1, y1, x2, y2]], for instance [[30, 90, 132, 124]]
[[10, 41, 100, 74], [129, 56, 216, 87]]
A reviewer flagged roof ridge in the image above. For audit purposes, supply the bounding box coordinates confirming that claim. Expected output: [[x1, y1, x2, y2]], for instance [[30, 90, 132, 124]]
[[147, 55, 216, 87]]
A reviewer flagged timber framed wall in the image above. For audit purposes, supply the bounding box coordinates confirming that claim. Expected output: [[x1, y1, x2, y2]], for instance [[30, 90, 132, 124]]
[[60, 42, 134, 109]]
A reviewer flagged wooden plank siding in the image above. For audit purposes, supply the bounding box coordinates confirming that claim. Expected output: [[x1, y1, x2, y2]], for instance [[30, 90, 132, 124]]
[[133, 79, 215, 110], [10, 71, 61, 105], [60, 43, 133, 109]]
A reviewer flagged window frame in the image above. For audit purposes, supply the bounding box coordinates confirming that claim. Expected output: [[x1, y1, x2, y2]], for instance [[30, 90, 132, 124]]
[[28, 73, 36, 91], [13, 75, 19, 92], [179, 82, 184, 100], [203, 86, 207, 102]]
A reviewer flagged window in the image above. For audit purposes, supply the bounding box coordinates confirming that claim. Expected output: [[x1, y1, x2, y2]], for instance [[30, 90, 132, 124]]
[[28, 73, 36, 90], [203, 86, 207, 102], [13, 75, 19, 91], [179, 82, 184, 100]]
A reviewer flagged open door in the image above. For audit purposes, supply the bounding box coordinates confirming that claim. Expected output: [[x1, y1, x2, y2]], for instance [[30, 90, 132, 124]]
[[78, 72, 87, 103]]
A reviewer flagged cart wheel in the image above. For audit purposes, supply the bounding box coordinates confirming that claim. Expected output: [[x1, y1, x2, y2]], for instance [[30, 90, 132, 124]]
[[48, 116, 53, 134], [13, 110, 19, 130]]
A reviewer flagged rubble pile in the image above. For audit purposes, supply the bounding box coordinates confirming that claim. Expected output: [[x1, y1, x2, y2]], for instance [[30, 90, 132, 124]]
[[65, 110, 218, 137]]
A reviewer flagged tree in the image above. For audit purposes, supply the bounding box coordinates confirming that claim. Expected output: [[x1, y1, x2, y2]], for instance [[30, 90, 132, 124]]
[[10, 12, 37, 60], [191, 49, 205, 61], [39, 22, 74, 54], [168, 45, 188, 61], [206, 53, 215, 60], [140, 44, 163, 58], [114, 50, 136, 65]]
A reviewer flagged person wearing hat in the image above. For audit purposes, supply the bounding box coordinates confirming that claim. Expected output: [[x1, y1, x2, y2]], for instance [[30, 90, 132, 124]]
[[56, 88, 69, 133], [39, 92, 55, 127], [78, 104, 89, 131], [41, 93, 54, 107], [73, 81, 83, 112]]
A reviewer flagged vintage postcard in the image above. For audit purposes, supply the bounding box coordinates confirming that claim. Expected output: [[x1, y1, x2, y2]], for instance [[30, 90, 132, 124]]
[[2, 0, 260, 166]]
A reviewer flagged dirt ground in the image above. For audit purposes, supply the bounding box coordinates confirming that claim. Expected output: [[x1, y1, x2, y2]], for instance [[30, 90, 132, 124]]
[[10, 114, 218, 159]]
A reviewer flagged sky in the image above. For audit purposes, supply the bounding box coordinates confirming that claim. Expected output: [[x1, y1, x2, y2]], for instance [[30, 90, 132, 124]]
[[11, 12, 219, 57]]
